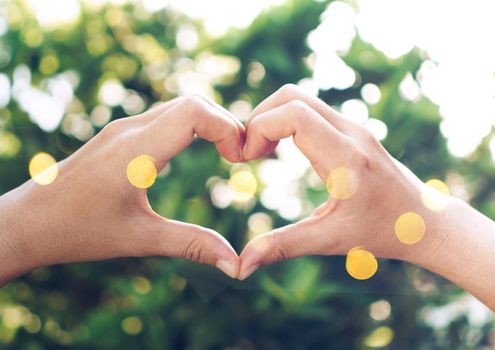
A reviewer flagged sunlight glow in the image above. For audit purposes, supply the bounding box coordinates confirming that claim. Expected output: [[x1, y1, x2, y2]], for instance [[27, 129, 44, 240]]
[[27, 0, 81, 29], [355, 0, 495, 159], [308, 1, 356, 91], [165, 0, 285, 37]]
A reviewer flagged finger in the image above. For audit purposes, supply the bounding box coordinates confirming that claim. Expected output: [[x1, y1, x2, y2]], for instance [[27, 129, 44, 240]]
[[243, 100, 359, 179], [136, 96, 246, 141], [140, 95, 244, 166], [132, 98, 183, 125], [238, 217, 324, 280], [141, 217, 239, 278], [196, 94, 246, 136], [246, 84, 354, 133]]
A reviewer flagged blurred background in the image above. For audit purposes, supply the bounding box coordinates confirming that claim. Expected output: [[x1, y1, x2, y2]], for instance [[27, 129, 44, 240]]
[[1, 0, 495, 348]]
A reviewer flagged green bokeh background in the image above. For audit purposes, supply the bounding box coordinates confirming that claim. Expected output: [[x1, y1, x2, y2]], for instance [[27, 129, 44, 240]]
[[1, 0, 494, 349]]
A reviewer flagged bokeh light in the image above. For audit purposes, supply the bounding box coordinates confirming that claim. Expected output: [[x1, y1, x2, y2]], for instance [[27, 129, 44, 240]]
[[229, 99, 253, 122], [2, 0, 494, 346], [209, 179, 234, 209], [248, 233, 271, 254], [228, 170, 257, 203], [132, 276, 152, 295], [361, 83, 381, 105], [27, 0, 81, 29], [369, 300, 392, 321], [126, 154, 157, 189], [363, 326, 394, 348], [29, 152, 58, 185], [121, 316, 143, 335], [98, 79, 126, 107], [421, 179, 451, 211], [341, 99, 369, 124], [346, 247, 378, 280], [12, 66, 75, 132], [395, 212, 426, 245], [365, 118, 388, 141], [307, 1, 356, 91], [326, 166, 357, 200], [0, 73, 10, 108], [247, 212, 273, 238]]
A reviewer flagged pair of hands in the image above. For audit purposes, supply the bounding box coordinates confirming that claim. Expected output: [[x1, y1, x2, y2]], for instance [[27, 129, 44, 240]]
[[0, 84, 448, 282]]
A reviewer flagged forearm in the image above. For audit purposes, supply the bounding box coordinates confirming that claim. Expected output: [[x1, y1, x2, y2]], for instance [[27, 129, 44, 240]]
[[407, 197, 495, 310], [0, 186, 39, 286]]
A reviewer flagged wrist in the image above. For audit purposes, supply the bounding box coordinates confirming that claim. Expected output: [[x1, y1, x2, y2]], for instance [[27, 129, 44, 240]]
[[401, 196, 495, 309], [0, 184, 43, 284], [400, 196, 459, 268]]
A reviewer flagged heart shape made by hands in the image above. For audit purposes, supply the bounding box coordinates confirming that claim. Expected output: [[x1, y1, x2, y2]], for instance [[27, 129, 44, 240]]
[[125, 84, 435, 299]]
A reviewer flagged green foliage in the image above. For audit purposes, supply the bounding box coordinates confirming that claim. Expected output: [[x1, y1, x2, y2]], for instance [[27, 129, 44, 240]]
[[0, 1, 494, 349]]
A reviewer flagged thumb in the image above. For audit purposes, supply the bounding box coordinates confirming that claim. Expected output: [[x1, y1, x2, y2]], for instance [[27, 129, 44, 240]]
[[238, 218, 323, 280], [144, 217, 239, 278]]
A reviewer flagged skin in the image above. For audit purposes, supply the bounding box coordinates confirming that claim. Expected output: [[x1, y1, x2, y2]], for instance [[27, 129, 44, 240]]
[[0, 85, 494, 311], [0, 95, 245, 283], [238, 84, 495, 311]]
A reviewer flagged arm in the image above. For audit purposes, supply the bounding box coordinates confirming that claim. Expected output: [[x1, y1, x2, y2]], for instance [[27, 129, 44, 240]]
[[0, 95, 244, 285], [237, 84, 495, 311], [408, 197, 495, 310]]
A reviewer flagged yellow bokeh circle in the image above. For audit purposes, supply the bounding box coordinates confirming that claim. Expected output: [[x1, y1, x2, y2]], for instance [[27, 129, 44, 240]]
[[346, 248, 378, 280], [29, 152, 58, 185], [326, 166, 356, 200], [395, 212, 426, 245], [126, 154, 157, 189], [421, 179, 450, 211], [228, 170, 257, 202]]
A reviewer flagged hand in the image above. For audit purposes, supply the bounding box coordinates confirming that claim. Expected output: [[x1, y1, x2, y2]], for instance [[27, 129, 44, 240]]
[[238, 84, 495, 311], [238, 84, 450, 278], [0, 96, 244, 284]]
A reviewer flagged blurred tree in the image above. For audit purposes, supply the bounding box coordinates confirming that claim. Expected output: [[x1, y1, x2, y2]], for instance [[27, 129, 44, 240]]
[[0, 0, 494, 349]]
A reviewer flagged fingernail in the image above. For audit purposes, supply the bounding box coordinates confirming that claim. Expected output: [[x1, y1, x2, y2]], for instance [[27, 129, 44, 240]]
[[216, 259, 236, 278], [238, 264, 259, 281]]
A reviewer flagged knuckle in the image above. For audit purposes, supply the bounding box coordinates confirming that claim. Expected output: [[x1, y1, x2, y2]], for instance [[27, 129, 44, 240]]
[[271, 231, 290, 263], [99, 118, 127, 140], [358, 125, 380, 145], [182, 94, 208, 111], [224, 122, 240, 140], [287, 99, 308, 111], [248, 115, 264, 134], [183, 234, 205, 263], [179, 95, 210, 123], [352, 147, 371, 170], [286, 100, 313, 126], [278, 83, 301, 100]]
